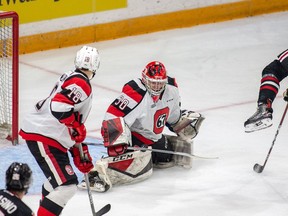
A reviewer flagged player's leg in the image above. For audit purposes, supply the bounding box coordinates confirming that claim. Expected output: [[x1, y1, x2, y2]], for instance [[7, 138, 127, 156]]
[[245, 60, 288, 132], [26, 140, 78, 216]]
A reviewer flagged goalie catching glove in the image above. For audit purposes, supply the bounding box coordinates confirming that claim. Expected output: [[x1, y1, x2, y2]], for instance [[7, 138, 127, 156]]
[[70, 143, 93, 173], [172, 110, 205, 140], [102, 117, 132, 157]]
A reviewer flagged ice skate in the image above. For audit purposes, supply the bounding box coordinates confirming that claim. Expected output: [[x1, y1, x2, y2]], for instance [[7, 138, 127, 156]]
[[244, 102, 273, 133], [78, 171, 110, 193]]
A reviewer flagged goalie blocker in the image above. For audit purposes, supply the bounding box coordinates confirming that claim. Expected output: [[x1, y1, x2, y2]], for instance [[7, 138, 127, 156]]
[[79, 114, 204, 192]]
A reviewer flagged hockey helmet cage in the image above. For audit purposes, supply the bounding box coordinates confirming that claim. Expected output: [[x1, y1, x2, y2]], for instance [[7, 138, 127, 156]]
[[74, 46, 100, 75], [6, 162, 32, 192], [142, 61, 167, 96]]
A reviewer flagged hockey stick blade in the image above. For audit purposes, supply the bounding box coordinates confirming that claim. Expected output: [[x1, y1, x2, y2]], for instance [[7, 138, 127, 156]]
[[253, 163, 264, 173], [96, 204, 111, 216]]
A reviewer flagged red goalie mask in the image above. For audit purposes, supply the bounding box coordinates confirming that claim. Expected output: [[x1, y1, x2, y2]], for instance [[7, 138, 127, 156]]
[[142, 61, 167, 97]]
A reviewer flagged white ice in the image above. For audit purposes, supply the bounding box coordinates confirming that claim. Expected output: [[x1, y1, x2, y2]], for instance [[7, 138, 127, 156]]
[[1, 11, 288, 216]]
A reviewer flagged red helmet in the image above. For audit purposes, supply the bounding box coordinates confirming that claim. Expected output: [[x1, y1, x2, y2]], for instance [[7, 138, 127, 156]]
[[142, 61, 167, 96]]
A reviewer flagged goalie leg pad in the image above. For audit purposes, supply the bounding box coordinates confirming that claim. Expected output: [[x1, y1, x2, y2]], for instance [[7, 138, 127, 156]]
[[166, 135, 193, 169], [106, 150, 153, 185], [79, 150, 153, 192]]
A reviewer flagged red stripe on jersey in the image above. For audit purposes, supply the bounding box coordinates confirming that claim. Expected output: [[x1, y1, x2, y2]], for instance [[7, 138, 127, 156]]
[[261, 76, 279, 84], [37, 206, 57, 216], [52, 93, 74, 105], [19, 130, 68, 152], [107, 105, 125, 117], [260, 85, 278, 94], [167, 77, 178, 87], [62, 76, 91, 96], [43, 144, 67, 184], [131, 132, 154, 145], [278, 50, 288, 62], [122, 84, 143, 103], [108, 158, 134, 171]]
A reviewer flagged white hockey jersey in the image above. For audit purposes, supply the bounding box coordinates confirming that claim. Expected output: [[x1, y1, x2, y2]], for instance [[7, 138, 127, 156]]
[[19, 70, 92, 149], [104, 77, 181, 144]]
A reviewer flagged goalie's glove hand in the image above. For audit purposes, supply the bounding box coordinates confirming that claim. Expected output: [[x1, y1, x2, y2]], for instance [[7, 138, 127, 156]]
[[173, 110, 205, 140], [283, 89, 288, 102], [70, 144, 93, 173]]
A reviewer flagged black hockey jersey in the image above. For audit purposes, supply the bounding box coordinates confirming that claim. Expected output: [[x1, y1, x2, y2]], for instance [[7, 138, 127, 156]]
[[278, 49, 288, 71], [0, 190, 34, 216]]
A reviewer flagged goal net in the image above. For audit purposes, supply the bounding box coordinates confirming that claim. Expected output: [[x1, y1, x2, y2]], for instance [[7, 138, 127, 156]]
[[0, 11, 19, 145]]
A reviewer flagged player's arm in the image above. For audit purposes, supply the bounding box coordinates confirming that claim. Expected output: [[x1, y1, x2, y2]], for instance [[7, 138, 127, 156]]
[[105, 80, 145, 125], [51, 75, 91, 143]]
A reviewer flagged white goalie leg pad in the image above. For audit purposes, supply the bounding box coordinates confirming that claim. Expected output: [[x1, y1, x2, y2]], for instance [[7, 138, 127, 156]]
[[106, 150, 153, 185], [166, 135, 193, 169], [79, 150, 153, 192]]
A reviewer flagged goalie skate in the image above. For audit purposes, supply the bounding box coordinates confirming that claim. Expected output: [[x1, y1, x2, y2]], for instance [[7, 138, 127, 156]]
[[78, 171, 110, 193], [244, 103, 273, 133]]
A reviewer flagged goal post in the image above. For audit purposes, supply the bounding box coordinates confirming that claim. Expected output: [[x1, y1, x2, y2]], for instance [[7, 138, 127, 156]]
[[0, 11, 19, 145]]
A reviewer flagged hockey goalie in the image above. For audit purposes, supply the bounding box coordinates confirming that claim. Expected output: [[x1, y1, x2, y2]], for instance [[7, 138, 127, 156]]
[[78, 61, 205, 192]]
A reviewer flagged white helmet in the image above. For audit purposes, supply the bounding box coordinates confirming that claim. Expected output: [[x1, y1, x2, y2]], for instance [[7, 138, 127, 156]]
[[74, 46, 100, 75]]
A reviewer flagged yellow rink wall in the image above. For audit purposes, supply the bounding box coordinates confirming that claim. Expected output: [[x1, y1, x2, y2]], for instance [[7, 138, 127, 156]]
[[19, 0, 288, 54]]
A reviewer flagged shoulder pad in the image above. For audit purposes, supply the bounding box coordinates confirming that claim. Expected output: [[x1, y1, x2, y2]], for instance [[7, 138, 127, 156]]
[[167, 76, 178, 87], [122, 79, 147, 103]]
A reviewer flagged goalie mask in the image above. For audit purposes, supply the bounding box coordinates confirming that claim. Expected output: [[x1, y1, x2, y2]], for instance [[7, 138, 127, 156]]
[[6, 162, 32, 193], [74, 46, 100, 79], [142, 61, 167, 97]]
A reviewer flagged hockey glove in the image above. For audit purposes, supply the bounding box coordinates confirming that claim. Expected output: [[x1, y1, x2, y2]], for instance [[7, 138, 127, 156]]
[[283, 89, 288, 102], [173, 110, 205, 140], [60, 112, 87, 143], [70, 144, 93, 173], [69, 124, 86, 143]]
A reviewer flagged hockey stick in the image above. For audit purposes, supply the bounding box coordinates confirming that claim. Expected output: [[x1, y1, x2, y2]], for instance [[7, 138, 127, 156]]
[[84, 142, 218, 160], [253, 103, 288, 173], [127, 146, 218, 159], [78, 143, 111, 216]]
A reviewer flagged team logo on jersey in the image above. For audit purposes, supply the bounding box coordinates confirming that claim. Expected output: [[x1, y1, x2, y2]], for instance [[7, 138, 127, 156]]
[[154, 107, 169, 134], [65, 165, 74, 175]]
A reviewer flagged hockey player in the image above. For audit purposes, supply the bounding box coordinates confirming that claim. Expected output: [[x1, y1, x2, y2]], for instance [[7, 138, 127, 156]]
[[0, 162, 34, 216], [245, 49, 288, 132], [79, 61, 204, 192], [19, 46, 100, 215]]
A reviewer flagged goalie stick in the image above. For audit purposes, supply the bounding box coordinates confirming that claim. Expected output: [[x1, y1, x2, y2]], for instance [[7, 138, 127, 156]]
[[78, 143, 111, 216], [84, 142, 218, 160], [127, 146, 218, 160], [253, 103, 288, 173]]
